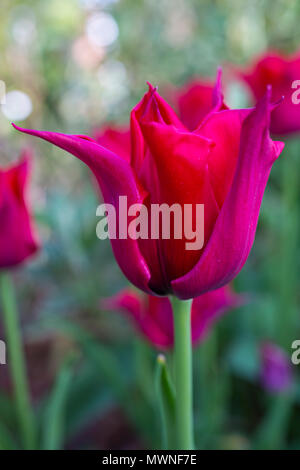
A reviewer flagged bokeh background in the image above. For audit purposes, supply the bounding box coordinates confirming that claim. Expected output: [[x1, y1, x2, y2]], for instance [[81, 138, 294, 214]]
[[0, 0, 300, 450]]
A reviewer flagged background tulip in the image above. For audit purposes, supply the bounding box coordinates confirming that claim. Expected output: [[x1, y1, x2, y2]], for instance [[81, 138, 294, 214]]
[[173, 77, 228, 131], [237, 51, 300, 135], [101, 285, 243, 350], [260, 342, 292, 393], [0, 151, 39, 269]]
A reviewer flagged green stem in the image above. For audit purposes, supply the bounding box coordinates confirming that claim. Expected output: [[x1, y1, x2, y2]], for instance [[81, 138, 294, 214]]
[[0, 273, 36, 450], [171, 297, 194, 450]]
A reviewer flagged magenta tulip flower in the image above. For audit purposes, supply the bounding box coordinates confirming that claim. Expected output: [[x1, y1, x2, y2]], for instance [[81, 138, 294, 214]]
[[13, 73, 283, 300]]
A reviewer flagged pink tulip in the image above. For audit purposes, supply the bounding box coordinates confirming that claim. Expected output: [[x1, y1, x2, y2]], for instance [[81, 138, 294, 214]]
[[101, 285, 242, 350], [237, 51, 300, 135], [0, 151, 39, 269], [12, 71, 284, 299]]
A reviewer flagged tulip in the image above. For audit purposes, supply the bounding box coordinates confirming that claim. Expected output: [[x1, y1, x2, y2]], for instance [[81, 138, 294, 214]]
[[0, 152, 39, 268], [260, 342, 292, 393], [12, 73, 284, 300], [101, 285, 242, 350], [237, 51, 300, 135], [0, 150, 38, 449]]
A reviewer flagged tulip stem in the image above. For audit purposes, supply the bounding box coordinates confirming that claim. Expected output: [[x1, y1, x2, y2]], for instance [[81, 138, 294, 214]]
[[171, 297, 194, 450], [0, 273, 36, 450]]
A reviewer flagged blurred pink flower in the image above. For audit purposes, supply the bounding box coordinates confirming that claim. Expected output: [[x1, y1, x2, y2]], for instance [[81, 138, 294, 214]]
[[260, 342, 293, 393], [101, 285, 243, 350], [237, 51, 300, 135], [0, 150, 39, 269]]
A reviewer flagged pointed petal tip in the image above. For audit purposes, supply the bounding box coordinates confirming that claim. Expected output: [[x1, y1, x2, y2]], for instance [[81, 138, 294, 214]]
[[252, 84, 273, 121], [214, 67, 223, 92], [12, 122, 27, 133], [216, 66, 222, 81], [146, 81, 158, 93], [270, 95, 285, 113], [274, 140, 285, 156]]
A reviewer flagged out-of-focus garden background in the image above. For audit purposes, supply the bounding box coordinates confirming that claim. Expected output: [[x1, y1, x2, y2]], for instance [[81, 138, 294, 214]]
[[1, 0, 300, 450]]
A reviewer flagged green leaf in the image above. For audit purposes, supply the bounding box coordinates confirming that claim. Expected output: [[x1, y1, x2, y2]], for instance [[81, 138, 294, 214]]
[[155, 354, 176, 450], [0, 422, 19, 450], [42, 357, 74, 450], [42, 318, 128, 403], [254, 392, 294, 450]]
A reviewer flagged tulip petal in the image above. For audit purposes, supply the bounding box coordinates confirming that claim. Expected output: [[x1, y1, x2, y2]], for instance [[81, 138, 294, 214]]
[[176, 68, 228, 131], [130, 84, 185, 173], [177, 82, 215, 131], [172, 89, 284, 299], [101, 285, 243, 349], [101, 289, 173, 349], [12, 124, 153, 294], [212, 67, 229, 112], [238, 52, 286, 102], [140, 120, 219, 284], [147, 295, 173, 342], [198, 108, 251, 207], [94, 125, 131, 162]]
